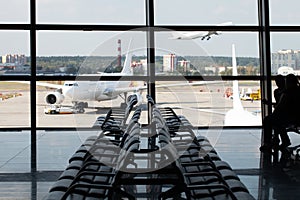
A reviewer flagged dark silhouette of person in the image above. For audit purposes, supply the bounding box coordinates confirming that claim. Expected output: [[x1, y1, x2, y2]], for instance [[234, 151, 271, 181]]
[[260, 74, 300, 153], [262, 74, 285, 107], [274, 74, 286, 105]]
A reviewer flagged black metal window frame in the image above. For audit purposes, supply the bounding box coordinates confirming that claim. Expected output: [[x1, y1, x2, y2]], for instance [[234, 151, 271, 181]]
[[1, 0, 300, 171]]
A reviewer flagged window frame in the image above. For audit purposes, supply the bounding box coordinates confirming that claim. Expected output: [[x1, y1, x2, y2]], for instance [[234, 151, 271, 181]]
[[0, 0, 298, 172]]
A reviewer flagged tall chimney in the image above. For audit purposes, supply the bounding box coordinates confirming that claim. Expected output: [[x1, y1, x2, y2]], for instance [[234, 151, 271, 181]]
[[117, 39, 121, 66]]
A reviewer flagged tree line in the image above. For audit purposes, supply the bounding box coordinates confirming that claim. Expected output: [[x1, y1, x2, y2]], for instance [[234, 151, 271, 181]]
[[30, 55, 260, 75]]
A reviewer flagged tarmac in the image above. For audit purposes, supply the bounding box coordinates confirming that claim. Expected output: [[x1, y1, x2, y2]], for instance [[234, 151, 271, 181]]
[[0, 83, 261, 128]]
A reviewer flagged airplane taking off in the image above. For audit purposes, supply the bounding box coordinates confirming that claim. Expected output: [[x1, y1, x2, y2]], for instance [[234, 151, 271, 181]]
[[224, 44, 262, 126], [169, 22, 233, 40]]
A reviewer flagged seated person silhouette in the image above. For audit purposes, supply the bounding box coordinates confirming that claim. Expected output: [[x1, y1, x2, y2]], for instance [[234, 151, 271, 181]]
[[260, 74, 300, 153], [262, 74, 285, 107]]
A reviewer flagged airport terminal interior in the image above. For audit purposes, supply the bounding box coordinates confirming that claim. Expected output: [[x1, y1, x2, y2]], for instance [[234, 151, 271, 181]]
[[2, 0, 300, 199]]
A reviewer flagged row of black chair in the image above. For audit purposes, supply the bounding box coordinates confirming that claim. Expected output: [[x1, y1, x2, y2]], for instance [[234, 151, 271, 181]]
[[45, 94, 255, 199], [150, 102, 255, 200], [93, 94, 138, 132], [45, 104, 143, 200]]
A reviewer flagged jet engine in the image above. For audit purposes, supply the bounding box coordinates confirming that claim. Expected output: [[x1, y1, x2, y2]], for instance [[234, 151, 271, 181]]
[[45, 91, 65, 104]]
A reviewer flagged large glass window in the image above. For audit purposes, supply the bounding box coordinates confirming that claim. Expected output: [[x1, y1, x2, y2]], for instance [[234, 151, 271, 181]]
[[36, 0, 145, 25], [155, 80, 261, 127], [155, 31, 259, 76], [0, 81, 30, 127], [37, 130, 97, 170], [0, 31, 30, 76], [37, 31, 147, 76], [0, 0, 294, 180], [155, 0, 258, 25], [0, 0, 29, 23], [270, 0, 300, 25], [270, 32, 300, 75], [0, 131, 30, 173]]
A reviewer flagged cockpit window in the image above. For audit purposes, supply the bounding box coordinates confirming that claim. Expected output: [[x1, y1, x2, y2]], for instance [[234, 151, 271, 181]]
[[64, 83, 78, 86]]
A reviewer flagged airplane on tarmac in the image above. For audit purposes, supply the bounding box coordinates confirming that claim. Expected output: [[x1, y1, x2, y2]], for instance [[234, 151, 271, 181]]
[[224, 44, 262, 126], [169, 22, 233, 40], [32, 49, 222, 113], [37, 50, 141, 113]]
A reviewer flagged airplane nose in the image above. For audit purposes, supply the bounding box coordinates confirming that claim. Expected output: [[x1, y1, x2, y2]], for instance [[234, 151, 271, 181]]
[[63, 87, 73, 98]]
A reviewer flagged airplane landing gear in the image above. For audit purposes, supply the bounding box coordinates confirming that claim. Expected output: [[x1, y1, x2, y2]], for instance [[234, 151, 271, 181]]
[[73, 102, 88, 113], [119, 92, 128, 108]]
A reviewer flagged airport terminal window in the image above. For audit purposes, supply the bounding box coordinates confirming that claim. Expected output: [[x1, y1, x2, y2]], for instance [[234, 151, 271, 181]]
[[154, 0, 258, 25], [0, 81, 30, 127], [0, 131, 30, 173], [36, 79, 147, 127], [36, 0, 145, 25], [155, 80, 261, 127], [0, 0, 298, 174], [0, 31, 30, 76], [0, 0, 29, 23], [37, 130, 98, 171], [269, 0, 300, 25], [270, 32, 300, 75], [37, 31, 147, 76], [154, 32, 260, 77]]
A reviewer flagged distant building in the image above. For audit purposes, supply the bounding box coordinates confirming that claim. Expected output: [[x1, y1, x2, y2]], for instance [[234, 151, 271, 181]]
[[271, 49, 300, 74], [163, 54, 177, 72], [178, 60, 190, 72], [2, 54, 26, 65]]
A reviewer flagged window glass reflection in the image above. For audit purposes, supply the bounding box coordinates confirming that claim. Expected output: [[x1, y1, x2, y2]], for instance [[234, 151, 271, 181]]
[[37, 31, 146, 76], [0, 31, 30, 76], [155, 80, 261, 127], [0, 0, 29, 23], [36, 80, 146, 127], [270, 0, 300, 25], [155, 32, 259, 76], [271, 33, 300, 75], [0, 81, 30, 127], [0, 131, 30, 173], [37, 0, 145, 25], [37, 130, 98, 170], [155, 0, 258, 25]]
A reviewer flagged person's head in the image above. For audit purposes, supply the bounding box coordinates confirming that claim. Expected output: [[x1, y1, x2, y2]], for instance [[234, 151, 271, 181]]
[[286, 73, 299, 89], [275, 74, 285, 88]]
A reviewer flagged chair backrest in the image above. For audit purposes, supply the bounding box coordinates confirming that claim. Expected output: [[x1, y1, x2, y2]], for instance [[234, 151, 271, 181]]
[[147, 94, 155, 105]]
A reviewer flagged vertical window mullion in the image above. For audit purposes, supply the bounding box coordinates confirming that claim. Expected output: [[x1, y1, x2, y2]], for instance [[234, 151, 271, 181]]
[[30, 0, 37, 173]]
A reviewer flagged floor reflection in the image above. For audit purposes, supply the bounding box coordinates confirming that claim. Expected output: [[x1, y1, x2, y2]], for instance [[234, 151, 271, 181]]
[[0, 129, 300, 199]]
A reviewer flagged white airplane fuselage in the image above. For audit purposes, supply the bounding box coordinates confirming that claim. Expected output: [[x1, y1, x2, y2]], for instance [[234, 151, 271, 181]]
[[62, 80, 133, 102]]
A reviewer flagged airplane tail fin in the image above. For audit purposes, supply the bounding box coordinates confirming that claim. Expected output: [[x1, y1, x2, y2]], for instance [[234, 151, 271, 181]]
[[232, 44, 243, 110], [121, 39, 133, 75]]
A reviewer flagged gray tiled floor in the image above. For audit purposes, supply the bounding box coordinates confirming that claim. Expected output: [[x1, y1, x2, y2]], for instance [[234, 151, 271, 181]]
[[1, 129, 300, 199]]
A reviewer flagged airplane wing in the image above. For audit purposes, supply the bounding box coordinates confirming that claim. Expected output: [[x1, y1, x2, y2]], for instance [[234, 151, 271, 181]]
[[169, 32, 205, 40], [169, 21, 233, 40], [36, 82, 63, 89], [108, 81, 223, 96], [7, 81, 63, 89]]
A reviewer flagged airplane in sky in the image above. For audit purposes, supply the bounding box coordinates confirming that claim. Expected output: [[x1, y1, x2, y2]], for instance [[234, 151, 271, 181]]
[[169, 22, 233, 40], [224, 44, 262, 126]]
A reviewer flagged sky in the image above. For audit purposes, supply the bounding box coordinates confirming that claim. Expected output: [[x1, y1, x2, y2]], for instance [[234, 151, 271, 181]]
[[0, 0, 300, 57]]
